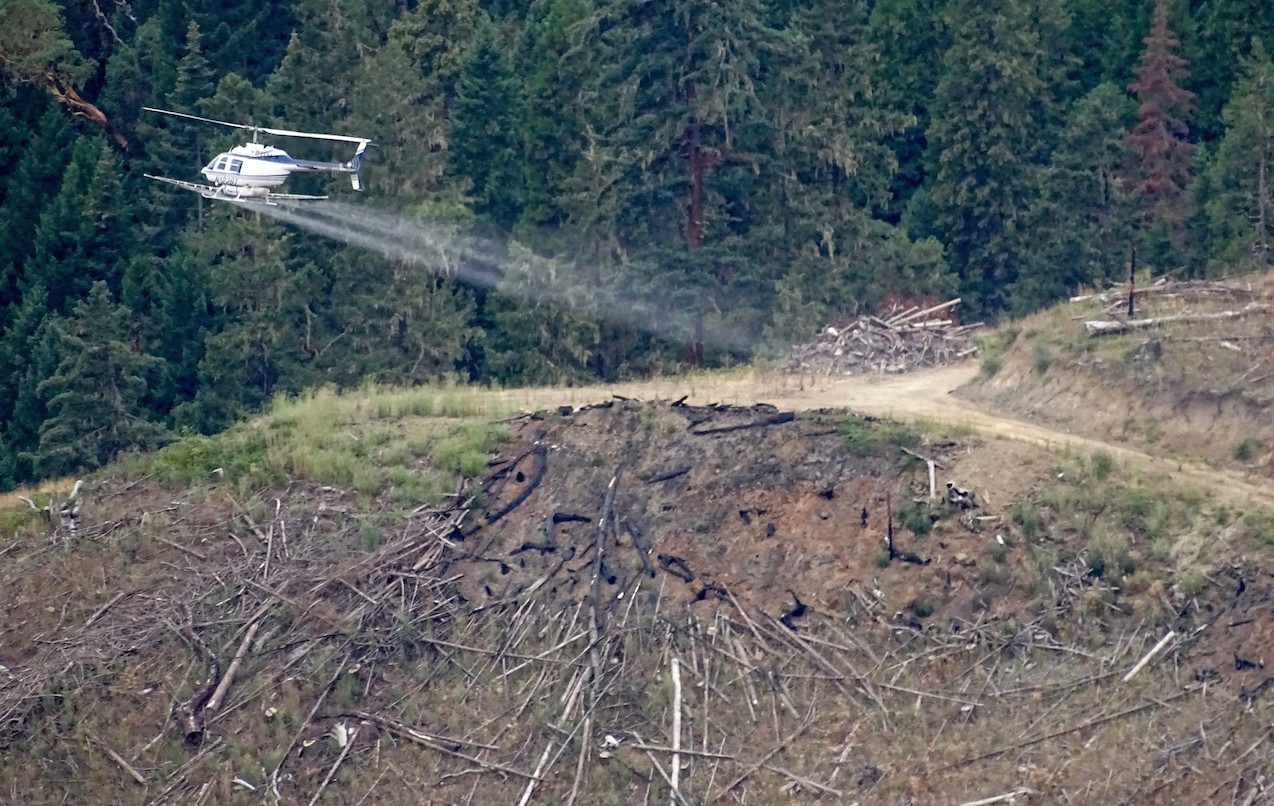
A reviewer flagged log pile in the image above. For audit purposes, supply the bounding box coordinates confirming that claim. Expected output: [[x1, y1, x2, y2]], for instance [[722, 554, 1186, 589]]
[[786, 298, 981, 375]]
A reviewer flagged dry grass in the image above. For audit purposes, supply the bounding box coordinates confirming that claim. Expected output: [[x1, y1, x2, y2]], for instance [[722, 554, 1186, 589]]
[[0, 476, 78, 511]]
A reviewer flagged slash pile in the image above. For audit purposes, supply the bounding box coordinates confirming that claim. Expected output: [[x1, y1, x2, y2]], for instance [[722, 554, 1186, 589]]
[[786, 298, 981, 375]]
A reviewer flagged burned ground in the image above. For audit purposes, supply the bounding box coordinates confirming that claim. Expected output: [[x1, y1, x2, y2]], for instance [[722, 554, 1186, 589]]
[[458, 400, 975, 624]]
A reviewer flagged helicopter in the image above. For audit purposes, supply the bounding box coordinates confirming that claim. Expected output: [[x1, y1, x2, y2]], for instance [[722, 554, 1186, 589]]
[[142, 107, 372, 204]]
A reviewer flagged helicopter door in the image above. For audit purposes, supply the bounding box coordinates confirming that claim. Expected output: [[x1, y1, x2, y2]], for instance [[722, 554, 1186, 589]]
[[229, 159, 243, 173]]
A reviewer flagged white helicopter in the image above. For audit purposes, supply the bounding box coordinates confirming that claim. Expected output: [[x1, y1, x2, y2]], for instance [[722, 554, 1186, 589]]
[[142, 106, 372, 204]]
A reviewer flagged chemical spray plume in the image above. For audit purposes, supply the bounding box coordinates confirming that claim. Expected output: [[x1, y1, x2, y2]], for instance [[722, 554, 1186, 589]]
[[235, 199, 759, 354]]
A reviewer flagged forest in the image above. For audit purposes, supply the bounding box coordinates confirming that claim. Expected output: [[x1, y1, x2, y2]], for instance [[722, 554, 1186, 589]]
[[1, 0, 1273, 490]]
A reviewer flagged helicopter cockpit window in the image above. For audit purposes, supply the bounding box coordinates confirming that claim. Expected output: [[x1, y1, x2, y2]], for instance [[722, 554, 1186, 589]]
[[229, 159, 243, 173], [214, 157, 228, 171]]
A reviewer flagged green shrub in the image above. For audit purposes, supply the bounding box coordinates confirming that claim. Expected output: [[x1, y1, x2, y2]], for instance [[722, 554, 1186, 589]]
[[899, 503, 933, 536], [1090, 451, 1115, 482], [908, 596, 934, 618], [1009, 501, 1044, 543], [1234, 437, 1261, 463], [1031, 342, 1053, 374], [1177, 572, 1207, 597], [980, 353, 1004, 378], [840, 417, 918, 455]]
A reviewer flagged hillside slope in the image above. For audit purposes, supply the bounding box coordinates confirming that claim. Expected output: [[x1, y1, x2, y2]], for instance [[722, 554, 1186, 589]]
[[3, 383, 1274, 804], [961, 272, 1274, 482]]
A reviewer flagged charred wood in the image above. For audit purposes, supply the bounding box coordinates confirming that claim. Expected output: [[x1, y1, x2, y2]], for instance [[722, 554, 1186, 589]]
[[689, 411, 795, 435], [658, 554, 695, 583]]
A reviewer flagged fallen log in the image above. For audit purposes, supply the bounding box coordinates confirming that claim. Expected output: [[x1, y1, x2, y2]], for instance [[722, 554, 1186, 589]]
[[690, 411, 794, 435], [1085, 303, 1270, 336], [175, 617, 220, 746], [888, 297, 962, 327], [470, 445, 548, 532]]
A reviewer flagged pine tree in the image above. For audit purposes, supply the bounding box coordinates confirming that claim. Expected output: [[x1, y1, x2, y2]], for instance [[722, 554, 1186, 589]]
[[1189, 0, 1274, 140], [25, 138, 98, 314], [0, 285, 54, 484], [99, 18, 180, 135], [346, 1, 484, 201], [575, 0, 795, 362], [0, 107, 74, 312], [26, 283, 169, 478], [515, 0, 590, 232], [1060, 0, 1149, 92], [1127, 0, 1195, 257], [753, 0, 954, 337], [26, 140, 136, 313], [580, 0, 789, 251], [1205, 40, 1274, 271], [910, 0, 1046, 314], [174, 22, 215, 111], [1015, 82, 1137, 309], [450, 23, 525, 231], [172, 212, 321, 434], [867, 0, 948, 221], [314, 247, 479, 387]]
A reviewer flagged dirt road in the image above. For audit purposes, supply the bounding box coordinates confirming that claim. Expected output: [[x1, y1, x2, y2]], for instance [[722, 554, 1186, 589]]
[[498, 362, 1273, 509]]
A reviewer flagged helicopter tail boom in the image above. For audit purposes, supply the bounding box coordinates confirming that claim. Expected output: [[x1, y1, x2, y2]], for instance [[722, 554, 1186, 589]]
[[290, 140, 370, 190]]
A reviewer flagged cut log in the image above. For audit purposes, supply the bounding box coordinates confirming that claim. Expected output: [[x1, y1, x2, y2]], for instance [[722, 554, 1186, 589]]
[[1085, 303, 1270, 336], [888, 298, 962, 327]]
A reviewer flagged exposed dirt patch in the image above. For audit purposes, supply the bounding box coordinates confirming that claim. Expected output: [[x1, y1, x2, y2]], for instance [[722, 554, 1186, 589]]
[[454, 400, 1032, 634]]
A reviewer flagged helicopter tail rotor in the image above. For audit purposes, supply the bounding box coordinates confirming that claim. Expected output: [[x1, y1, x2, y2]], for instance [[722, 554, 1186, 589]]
[[348, 141, 369, 191]]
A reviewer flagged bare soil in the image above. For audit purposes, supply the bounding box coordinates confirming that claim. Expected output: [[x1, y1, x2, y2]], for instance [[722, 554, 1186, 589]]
[[497, 363, 1274, 510]]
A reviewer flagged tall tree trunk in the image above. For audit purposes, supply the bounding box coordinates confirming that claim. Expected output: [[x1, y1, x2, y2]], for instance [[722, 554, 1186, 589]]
[[683, 72, 706, 366], [1259, 147, 1269, 264]]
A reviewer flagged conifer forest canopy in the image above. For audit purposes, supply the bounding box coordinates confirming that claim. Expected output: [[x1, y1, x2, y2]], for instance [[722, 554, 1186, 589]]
[[2, 0, 1274, 489]]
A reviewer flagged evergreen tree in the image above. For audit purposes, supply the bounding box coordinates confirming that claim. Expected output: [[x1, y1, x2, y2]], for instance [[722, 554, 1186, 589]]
[[576, 0, 795, 362], [315, 248, 479, 387], [1015, 82, 1137, 309], [450, 23, 525, 231], [26, 283, 169, 478], [515, 0, 590, 233], [267, 32, 339, 129], [99, 17, 180, 133], [910, 0, 1046, 314], [1205, 41, 1274, 272], [26, 140, 135, 313], [0, 285, 54, 484], [0, 107, 75, 312], [0, 0, 98, 125], [867, 0, 948, 220], [24, 138, 98, 314], [1061, 0, 1149, 92], [174, 21, 215, 111], [579, 0, 789, 251], [1127, 0, 1196, 259], [172, 213, 321, 433], [347, 0, 484, 201], [755, 0, 954, 336], [1189, 0, 1274, 140]]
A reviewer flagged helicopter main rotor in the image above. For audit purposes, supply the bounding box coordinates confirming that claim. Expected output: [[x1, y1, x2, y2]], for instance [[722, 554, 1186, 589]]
[[142, 107, 370, 145]]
